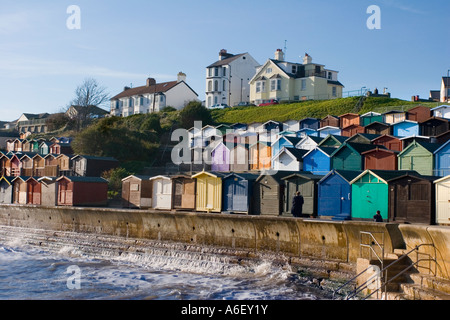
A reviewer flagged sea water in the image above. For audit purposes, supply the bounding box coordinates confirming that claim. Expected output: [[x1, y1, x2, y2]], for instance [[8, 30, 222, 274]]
[[0, 226, 342, 301]]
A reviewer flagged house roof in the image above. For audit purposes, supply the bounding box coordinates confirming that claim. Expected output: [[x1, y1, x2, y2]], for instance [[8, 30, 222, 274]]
[[111, 80, 197, 100], [207, 53, 248, 68]]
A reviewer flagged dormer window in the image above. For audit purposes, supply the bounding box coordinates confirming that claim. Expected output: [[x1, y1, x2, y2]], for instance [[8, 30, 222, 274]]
[[292, 65, 297, 74]]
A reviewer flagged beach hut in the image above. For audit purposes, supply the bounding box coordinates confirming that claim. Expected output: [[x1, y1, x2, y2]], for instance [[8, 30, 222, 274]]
[[360, 112, 383, 126], [283, 120, 300, 132], [350, 170, 414, 221], [192, 171, 224, 213], [362, 148, 398, 171], [19, 153, 34, 176], [320, 115, 340, 128], [121, 175, 153, 209], [434, 140, 450, 176], [391, 120, 420, 138], [318, 134, 347, 149], [210, 141, 231, 172], [9, 154, 22, 177], [39, 141, 51, 155], [56, 176, 108, 207], [330, 142, 382, 171], [150, 175, 173, 210], [247, 122, 264, 133], [222, 172, 259, 214], [339, 113, 360, 129], [71, 155, 119, 177], [230, 123, 248, 132], [12, 176, 29, 204], [434, 175, 450, 225], [272, 147, 307, 171], [383, 110, 408, 125], [400, 136, 432, 150], [249, 141, 272, 171], [38, 176, 58, 206], [44, 154, 59, 177], [434, 130, 450, 144], [317, 170, 361, 220], [56, 154, 72, 176], [229, 143, 249, 172], [171, 175, 196, 211], [0, 176, 14, 204], [299, 118, 320, 130], [26, 177, 41, 205], [302, 146, 335, 175], [271, 136, 302, 158], [253, 171, 294, 216], [32, 154, 45, 177], [431, 105, 450, 119], [397, 140, 441, 176], [371, 135, 403, 152], [364, 121, 391, 136], [341, 124, 365, 137], [388, 174, 437, 225], [296, 128, 318, 139], [295, 135, 323, 151], [419, 117, 450, 137], [282, 172, 323, 217], [317, 126, 341, 138], [407, 106, 431, 123]]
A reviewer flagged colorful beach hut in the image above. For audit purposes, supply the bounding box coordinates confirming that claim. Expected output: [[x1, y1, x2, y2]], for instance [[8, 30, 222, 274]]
[[407, 106, 431, 123], [295, 135, 323, 151], [222, 172, 259, 214], [318, 134, 347, 149], [317, 126, 341, 138], [360, 112, 383, 126], [362, 148, 399, 171], [302, 146, 336, 175], [249, 141, 272, 171], [150, 175, 173, 210], [0, 176, 14, 204], [282, 172, 323, 217], [12, 176, 29, 204], [330, 142, 383, 171], [229, 143, 250, 172], [434, 175, 450, 226], [350, 170, 415, 221], [320, 115, 340, 128], [192, 171, 224, 213], [272, 147, 307, 172], [56, 176, 108, 207], [26, 177, 41, 205], [317, 170, 361, 220], [388, 174, 437, 225], [419, 117, 450, 137], [372, 135, 403, 152], [210, 141, 231, 172], [38, 176, 58, 206], [397, 140, 441, 176], [364, 121, 391, 136], [121, 175, 153, 209], [434, 140, 450, 176], [299, 118, 320, 130], [391, 120, 420, 138], [171, 175, 196, 211]]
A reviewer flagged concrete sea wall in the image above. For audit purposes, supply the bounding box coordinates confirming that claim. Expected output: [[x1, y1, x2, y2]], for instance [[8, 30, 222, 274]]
[[0, 204, 449, 280]]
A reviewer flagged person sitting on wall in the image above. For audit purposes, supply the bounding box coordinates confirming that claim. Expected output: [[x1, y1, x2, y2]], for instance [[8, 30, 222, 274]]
[[373, 210, 383, 222]]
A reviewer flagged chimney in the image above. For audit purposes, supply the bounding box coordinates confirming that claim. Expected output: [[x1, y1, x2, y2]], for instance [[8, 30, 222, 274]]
[[177, 71, 186, 83], [219, 49, 232, 60], [146, 78, 156, 87], [124, 86, 130, 91], [303, 53, 312, 64], [275, 49, 284, 61]]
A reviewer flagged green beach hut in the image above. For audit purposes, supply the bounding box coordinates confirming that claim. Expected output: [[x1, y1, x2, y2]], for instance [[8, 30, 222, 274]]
[[330, 142, 384, 171], [397, 140, 442, 176], [349, 170, 417, 221]]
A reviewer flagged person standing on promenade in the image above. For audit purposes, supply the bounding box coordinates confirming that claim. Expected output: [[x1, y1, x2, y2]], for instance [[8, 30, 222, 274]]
[[291, 191, 304, 218]]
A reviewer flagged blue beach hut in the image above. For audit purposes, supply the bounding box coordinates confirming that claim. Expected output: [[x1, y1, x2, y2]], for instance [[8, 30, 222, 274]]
[[302, 146, 336, 175], [222, 172, 259, 214], [299, 118, 320, 130], [317, 170, 361, 220], [392, 120, 420, 138], [271, 136, 302, 158], [296, 128, 318, 139], [317, 126, 341, 138], [434, 140, 450, 176]]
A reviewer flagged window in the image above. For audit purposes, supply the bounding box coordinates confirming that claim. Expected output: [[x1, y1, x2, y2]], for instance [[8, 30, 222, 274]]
[[214, 80, 218, 92], [271, 79, 281, 91], [223, 80, 226, 92], [208, 81, 212, 92], [256, 82, 261, 93], [301, 79, 306, 91], [214, 67, 219, 76], [208, 68, 212, 77], [266, 68, 272, 74], [328, 72, 332, 80], [292, 65, 297, 74], [332, 87, 337, 97], [223, 67, 227, 77]]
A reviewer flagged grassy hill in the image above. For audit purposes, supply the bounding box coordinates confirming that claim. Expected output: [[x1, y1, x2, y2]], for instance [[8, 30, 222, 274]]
[[210, 96, 437, 125]]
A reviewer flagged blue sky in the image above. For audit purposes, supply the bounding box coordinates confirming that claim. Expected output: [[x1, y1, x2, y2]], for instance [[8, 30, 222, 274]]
[[0, 0, 448, 121]]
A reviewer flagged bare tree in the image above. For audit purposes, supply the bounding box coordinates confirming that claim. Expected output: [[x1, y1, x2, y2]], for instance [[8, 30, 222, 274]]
[[69, 78, 110, 131]]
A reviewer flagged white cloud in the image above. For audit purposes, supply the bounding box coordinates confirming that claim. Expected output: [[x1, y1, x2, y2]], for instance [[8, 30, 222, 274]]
[[380, 0, 427, 15]]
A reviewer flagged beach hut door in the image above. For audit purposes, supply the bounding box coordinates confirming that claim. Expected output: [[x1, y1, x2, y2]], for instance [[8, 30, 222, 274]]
[[233, 179, 248, 212], [173, 179, 183, 208]]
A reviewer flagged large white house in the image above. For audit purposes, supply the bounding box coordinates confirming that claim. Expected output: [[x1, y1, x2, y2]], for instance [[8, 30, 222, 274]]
[[249, 49, 344, 105], [110, 72, 198, 117], [205, 49, 260, 108]]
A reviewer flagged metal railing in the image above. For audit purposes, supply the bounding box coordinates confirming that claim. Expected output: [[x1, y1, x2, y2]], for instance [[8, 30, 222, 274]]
[[333, 237, 436, 300]]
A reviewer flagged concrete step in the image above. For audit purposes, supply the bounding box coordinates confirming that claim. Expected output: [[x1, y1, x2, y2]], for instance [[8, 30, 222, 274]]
[[400, 283, 450, 300], [409, 273, 450, 295]]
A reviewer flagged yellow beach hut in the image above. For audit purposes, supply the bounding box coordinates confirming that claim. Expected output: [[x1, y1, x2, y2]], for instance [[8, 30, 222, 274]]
[[192, 171, 224, 213]]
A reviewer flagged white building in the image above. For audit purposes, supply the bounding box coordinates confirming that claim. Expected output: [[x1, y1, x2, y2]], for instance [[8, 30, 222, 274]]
[[441, 77, 450, 103], [205, 49, 260, 108], [110, 72, 198, 117]]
